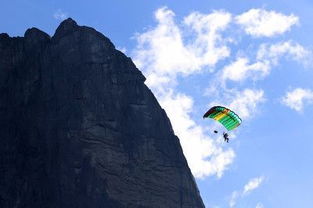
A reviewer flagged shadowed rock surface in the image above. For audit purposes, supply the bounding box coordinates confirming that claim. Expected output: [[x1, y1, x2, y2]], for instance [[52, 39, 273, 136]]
[[0, 19, 204, 208]]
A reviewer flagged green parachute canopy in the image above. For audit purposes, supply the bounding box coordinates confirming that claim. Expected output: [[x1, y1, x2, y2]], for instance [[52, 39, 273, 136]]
[[203, 106, 242, 131]]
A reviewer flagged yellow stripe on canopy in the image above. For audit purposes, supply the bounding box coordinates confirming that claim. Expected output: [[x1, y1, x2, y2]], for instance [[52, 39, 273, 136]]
[[215, 112, 227, 120]]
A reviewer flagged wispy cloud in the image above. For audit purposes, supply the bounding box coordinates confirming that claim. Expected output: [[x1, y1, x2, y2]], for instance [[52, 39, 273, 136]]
[[222, 57, 270, 82], [235, 9, 298, 37], [221, 41, 311, 83], [229, 191, 240, 208], [132, 6, 305, 179], [229, 176, 265, 207], [159, 91, 235, 178], [183, 10, 232, 66], [229, 89, 265, 119], [133, 7, 235, 178], [243, 176, 264, 195], [257, 41, 312, 66], [282, 88, 313, 112], [53, 9, 68, 21], [134, 7, 232, 90], [208, 88, 265, 120]]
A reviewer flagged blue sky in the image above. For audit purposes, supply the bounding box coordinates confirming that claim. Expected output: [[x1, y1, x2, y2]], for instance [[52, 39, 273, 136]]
[[2, 0, 313, 207]]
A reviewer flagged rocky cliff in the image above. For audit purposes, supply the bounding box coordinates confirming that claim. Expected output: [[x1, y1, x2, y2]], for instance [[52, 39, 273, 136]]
[[0, 18, 204, 208]]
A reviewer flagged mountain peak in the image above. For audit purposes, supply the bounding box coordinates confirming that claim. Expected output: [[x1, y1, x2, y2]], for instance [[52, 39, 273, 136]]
[[53, 17, 79, 41], [59, 17, 78, 29]]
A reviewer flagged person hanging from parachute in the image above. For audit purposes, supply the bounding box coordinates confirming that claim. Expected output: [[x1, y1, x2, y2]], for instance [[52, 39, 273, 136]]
[[223, 132, 229, 143], [203, 106, 242, 143]]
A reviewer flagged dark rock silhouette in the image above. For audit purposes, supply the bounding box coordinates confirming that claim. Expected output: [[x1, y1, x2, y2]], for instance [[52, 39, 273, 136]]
[[0, 18, 204, 208]]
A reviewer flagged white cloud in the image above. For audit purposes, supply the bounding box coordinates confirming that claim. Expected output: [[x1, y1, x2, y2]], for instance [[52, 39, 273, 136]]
[[53, 9, 68, 21], [132, 7, 304, 179], [229, 176, 265, 207], [133, 7, 236, 178], [183, 10, 232, 66], [235, 9, 298, 37], [133, 7, 231, 89], [221, 41, 311, 83], [243, 176, 264, 195], [222, 57, 270, 82], [180, 89, 264, 177], [158, 90, 235, 178], [257, 41, 312, 66], [229, 191, 239, 208], [208, 88, 265, 122], [282, 88, 313, 112], [228, 89, 265, 119]]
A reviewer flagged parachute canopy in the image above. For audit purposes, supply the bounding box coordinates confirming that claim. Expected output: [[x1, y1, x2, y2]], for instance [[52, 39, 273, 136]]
[[203, 106, 242, 131]]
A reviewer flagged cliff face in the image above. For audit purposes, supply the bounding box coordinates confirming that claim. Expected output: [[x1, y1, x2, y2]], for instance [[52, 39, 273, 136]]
[[0, 19, 204, 208]]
